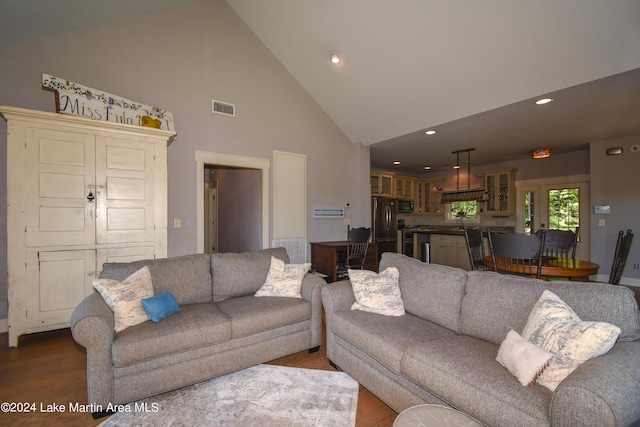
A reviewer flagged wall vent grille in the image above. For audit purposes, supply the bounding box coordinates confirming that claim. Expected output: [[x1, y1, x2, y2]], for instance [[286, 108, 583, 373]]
[[272, 238, 308, 264], [313, 207, 345, 218], [212, 100, 235, 116]]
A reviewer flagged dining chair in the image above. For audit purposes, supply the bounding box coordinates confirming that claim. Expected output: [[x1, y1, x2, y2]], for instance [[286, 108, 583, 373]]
[[609, 229, 634, 285], [463, 225, 488, 271], [488, 230, 546, 279], [336, 227, 371, 280], [535, 228, 578, 259]]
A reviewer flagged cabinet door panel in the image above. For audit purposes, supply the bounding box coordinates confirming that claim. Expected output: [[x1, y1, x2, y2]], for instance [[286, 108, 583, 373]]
[[26, 250, 95, 330], [26, 128, 95, 247], [96, 136, 155, 244], [96, 246, 155, 276]]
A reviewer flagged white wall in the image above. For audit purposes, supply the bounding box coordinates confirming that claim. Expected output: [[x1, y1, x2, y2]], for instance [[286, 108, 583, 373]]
[[0, 0, 369, 323]]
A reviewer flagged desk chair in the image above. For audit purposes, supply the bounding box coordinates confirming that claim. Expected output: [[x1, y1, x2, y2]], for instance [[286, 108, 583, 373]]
[[535, 228, 578, 259], [609, 229, 634, 285], [463, 225, 488, 271], [336, 227, 371, 280], [488, 230, 546, 279]]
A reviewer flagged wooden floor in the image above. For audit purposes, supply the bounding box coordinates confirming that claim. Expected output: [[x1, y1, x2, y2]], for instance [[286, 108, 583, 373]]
[[0, 329, 397, 427]]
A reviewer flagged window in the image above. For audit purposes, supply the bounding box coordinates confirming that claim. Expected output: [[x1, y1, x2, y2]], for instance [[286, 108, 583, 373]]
[[548, 188, 579, 232], [445, 201, 479, 225]]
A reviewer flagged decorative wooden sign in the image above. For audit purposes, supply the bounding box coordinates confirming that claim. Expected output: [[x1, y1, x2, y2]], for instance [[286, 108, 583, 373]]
[[41, 73, 175, 131]]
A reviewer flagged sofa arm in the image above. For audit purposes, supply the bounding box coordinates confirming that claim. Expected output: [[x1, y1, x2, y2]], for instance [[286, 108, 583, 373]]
[[320, 280, 356, 314], [301, 273, 326, 348], [70, 292, 116, 407], [550, 341, 640, 427]]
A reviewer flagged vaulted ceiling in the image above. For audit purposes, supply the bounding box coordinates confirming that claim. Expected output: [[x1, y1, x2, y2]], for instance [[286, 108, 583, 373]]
[[2, 0, 640, 172]]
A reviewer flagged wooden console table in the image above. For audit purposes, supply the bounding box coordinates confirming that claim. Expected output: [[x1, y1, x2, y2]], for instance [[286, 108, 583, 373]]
[[310, 241, 379, 282]]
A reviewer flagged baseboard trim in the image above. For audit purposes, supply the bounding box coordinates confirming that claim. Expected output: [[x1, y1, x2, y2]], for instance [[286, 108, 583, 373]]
[[0, 318, 7, 334]]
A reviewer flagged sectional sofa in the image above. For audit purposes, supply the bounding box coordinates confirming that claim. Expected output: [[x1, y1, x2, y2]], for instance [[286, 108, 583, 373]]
[[322, 252, 640, 427], [71, 247, 324, 416]]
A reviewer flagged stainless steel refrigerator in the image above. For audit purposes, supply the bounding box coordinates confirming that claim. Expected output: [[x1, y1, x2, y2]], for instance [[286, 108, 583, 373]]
[[371, 196, 398, 254]]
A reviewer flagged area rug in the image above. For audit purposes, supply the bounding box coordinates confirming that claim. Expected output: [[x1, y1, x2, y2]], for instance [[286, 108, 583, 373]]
[[99, 364, 359, 426]]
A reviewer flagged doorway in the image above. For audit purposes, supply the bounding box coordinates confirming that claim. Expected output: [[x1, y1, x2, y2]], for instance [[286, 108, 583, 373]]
[[195, 151, 270, 254], [203, 165, 262, 253], [517, 175, 590, 260]]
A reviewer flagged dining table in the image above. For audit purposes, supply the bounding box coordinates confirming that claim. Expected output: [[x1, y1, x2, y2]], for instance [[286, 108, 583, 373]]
[[483, 255, 599, 280]]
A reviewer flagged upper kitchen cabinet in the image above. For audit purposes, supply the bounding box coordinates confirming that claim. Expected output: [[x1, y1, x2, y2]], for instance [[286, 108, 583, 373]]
[[482, 169, 516, 214], [414, 179, 445, 214], [394, 176, 414, 199], [371, 173, 394, 197]]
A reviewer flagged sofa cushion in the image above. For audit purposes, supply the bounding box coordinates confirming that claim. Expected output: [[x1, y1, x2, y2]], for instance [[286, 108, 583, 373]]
[[402, 335, 552, 427], [331, 309, 455, 374], [211, 247, 289, 302], [379, 252, 467, 332], [216, 294, 311, 338], [112, 303, 231, 367], [460, 271, 640, 346], [99, 254, 212, 305]]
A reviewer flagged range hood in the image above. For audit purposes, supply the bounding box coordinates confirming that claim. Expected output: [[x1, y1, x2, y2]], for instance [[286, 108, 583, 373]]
[[440, 148, 487, 203]]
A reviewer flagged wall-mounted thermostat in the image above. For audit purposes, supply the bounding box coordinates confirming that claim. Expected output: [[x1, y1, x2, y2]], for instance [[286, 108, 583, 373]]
[[594, 205, 610, 214]]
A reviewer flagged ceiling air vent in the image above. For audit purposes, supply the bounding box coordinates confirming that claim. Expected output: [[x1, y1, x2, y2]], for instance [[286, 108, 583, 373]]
[[212, 100, 235, 117]]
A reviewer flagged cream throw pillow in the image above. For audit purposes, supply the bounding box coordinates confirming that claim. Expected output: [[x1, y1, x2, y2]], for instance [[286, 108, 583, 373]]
[[348, 267, 405, 316], [496, 329, 553, 387], [521, 290, 621, 391], [93, 266, 154, 333], [255, 257, 311, 298]]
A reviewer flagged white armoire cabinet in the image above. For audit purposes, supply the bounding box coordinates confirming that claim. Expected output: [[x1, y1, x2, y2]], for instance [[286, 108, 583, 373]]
[[1, 106, 176, 346]]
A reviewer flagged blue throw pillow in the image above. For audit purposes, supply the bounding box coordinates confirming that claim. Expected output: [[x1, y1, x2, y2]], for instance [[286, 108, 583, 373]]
[[141, 290, 180, 322]]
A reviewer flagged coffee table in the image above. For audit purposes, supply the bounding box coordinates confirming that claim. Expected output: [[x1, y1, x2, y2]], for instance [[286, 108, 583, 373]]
[[394, 404, 483, 426]]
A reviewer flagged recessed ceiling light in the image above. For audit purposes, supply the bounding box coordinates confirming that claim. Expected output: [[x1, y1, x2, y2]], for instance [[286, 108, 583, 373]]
[[535, 98, 553, 105], [424, 166, 431, 170], [393, 161, 401, 165], [425, 130, 436, 135], [330, 53, 341, 64]]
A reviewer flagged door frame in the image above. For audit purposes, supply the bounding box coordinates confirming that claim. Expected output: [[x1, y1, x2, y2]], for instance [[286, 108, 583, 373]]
[[516, 174, 590, 260], [195, 151, 270, 253]]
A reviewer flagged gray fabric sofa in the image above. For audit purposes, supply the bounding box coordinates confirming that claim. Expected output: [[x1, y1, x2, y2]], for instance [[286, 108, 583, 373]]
[[71, 247, 324, 415], [322, 252, 640, 427]]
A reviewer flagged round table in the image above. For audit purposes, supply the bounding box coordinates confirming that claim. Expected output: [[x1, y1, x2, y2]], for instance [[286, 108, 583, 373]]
[[483, 255, 599, 280], [394, 404, 483, 427]]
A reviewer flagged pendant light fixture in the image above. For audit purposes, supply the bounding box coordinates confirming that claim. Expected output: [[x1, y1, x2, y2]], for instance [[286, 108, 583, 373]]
[[440, 148, 487, 202]]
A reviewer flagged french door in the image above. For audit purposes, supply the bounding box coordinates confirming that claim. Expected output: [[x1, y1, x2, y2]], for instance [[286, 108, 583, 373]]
[[516, 175, 590, 260]]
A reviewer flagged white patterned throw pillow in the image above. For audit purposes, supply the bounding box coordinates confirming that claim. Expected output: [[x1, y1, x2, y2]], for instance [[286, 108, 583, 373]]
[[255, 257, 311, 298], [521, 290, 621, 391], [93, 266, 154, 333], [348, 267, 405, 316]]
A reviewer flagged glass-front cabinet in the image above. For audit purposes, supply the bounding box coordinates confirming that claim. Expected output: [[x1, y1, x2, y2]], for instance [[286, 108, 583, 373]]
[[371, 173, 394, 197], [483, 169, 516, 214], [395, 176, 414, 199], [413, 178, 444, 214]]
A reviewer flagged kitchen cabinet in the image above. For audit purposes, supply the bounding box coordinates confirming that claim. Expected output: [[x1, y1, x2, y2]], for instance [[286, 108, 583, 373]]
[[371, 173, 394, 197], [482, 169, 516, 214], [1, 106, 175, 346], [413, 179, 444, 214], [394, 176, 414, 199], [430, 234, 472, 270]]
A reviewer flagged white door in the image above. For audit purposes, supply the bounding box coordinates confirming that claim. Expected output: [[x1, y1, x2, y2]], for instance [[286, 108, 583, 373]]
[[96, 246, 156, 275], [26, 128, 96, 247], [517, 177, 590, 260], [26, 250, 96, 330], [95, 136, 155, 244]]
